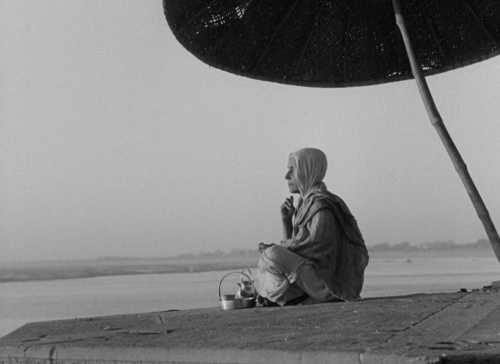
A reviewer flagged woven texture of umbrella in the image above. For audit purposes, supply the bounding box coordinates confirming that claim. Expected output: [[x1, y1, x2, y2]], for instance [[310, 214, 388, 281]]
[[163, 0, 500, 262], [164, 0, 500, 87]]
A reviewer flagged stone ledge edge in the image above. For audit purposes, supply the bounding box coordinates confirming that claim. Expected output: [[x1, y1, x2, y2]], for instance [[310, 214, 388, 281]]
[[0, 345, 442, 364]]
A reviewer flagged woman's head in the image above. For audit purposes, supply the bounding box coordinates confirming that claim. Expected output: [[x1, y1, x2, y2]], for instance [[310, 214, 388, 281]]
[[285, 148, 328, 196]]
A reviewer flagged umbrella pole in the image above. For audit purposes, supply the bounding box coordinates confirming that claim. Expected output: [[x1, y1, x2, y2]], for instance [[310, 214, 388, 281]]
[[392, 0, 500, 263]]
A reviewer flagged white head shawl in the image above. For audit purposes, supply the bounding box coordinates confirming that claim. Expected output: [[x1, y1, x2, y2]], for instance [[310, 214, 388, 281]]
[[288, 148, 328, 199]]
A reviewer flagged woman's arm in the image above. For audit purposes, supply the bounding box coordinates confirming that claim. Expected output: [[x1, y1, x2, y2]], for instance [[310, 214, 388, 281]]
[[282, 219, 293, 241], [281, 196, 295, 241]]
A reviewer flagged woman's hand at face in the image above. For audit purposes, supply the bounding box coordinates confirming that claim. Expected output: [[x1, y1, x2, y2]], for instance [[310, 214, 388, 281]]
[[280, 196, 295, 221]]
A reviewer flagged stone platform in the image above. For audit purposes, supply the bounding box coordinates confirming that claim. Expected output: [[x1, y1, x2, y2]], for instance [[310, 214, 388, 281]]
[[1, 287, 500, 364]]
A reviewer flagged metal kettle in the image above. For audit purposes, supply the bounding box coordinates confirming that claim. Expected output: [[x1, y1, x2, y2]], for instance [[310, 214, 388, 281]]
[[236, 269, 255, 299]]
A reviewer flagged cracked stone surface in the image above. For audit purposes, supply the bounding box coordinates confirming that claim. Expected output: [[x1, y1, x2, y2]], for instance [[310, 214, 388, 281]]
[[1, 289, 500, 364]]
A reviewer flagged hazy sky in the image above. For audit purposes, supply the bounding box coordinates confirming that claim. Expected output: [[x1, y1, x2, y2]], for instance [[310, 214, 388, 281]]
[[1, 1, 499, 262]]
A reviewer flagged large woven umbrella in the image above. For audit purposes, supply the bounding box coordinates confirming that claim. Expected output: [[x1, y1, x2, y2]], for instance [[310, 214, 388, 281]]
[[163, 0, 500, 262]]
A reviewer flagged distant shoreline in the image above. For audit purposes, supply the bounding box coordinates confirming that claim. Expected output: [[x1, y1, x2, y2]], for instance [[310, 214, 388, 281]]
[[0, 265, 253, 284], [0, 259, 258, 284], [0, 248, 494, 284]]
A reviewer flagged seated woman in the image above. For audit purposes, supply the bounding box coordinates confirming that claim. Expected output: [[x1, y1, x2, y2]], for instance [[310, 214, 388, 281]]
[[257, 148, 369, 306]]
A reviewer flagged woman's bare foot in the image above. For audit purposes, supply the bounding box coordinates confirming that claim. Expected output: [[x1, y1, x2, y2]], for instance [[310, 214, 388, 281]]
[[256, 294, 279, 307]]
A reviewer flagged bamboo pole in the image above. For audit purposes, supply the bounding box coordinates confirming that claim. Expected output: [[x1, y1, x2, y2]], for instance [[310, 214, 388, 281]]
[[392, 0, 500, 263]]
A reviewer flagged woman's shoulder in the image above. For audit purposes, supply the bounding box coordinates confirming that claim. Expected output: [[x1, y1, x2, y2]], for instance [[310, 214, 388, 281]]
[[304, 196, 337, 219], [310, 191, 353, 214], [308, 191, 344, 209]]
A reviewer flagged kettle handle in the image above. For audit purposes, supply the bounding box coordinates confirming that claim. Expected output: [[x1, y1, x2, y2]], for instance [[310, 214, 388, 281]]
[[240, 268, 253, 281], [218, 271, 255, 300]]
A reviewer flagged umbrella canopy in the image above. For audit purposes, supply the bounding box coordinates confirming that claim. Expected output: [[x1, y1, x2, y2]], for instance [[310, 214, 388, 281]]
[[164, 0, 500, 87]]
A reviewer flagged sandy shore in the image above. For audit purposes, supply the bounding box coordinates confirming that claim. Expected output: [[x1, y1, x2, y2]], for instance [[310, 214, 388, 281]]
[[0, 256, 259, 283]]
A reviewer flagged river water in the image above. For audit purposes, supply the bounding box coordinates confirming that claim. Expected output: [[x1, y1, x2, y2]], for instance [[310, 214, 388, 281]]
[[1, 254, 499, 338]]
